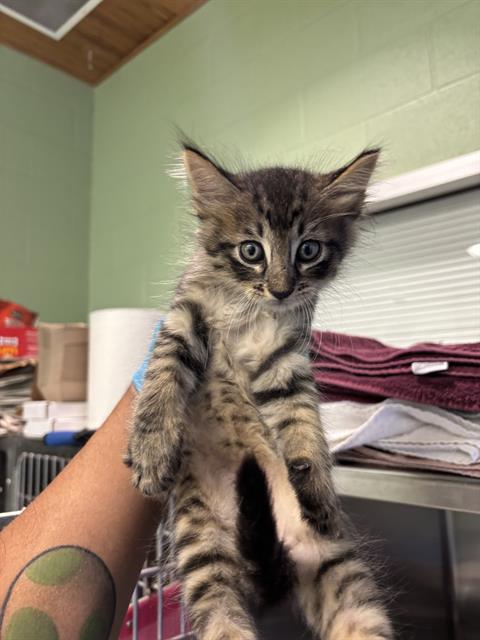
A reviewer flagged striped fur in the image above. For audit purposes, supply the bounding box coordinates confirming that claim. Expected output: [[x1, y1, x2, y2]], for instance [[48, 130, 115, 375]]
[[126, 144, 393, 639]]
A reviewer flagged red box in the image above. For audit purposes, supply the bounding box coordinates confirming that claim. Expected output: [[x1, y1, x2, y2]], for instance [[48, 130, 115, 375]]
[[0, 327, 38, 360]]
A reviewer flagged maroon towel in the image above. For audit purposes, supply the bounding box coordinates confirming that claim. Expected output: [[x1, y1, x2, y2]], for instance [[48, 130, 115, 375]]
[[310, 331, 480, 412]]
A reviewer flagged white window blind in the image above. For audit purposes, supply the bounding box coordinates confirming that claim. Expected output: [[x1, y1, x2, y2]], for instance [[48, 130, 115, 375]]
[[314, 188, 480, 347]]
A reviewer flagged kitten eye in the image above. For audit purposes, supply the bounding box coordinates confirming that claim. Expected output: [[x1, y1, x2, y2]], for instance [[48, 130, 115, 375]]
[[240, 241, 264, 263], [297, 240, 322, 263]]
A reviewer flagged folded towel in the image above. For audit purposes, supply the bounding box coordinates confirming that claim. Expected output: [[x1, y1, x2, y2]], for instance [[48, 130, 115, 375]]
[[336, 446, 480, 479], [321, 399, 480, 465], [311, 331, 480, 366], [311, 331, 480, 412]]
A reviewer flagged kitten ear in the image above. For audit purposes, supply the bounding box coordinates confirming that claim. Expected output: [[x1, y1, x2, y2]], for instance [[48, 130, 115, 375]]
[[322, 148, 380, 214], [182, 144, 238, 205]]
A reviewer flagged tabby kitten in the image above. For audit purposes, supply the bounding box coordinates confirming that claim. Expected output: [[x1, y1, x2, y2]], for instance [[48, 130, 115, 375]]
[[126, 143, 393, 640]]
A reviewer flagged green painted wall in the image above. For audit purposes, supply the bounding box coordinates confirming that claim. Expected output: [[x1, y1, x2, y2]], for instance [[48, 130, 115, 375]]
[[1, 46, 92, 322], [3, 4, 477, 321], [90, 0, 480, 313]]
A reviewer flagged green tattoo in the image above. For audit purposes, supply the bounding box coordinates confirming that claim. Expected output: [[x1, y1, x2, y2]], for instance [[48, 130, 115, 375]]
[[0, 546, 116, 640], [4, 607, 58, 640], [79, 609, 112, 640], [25, 548, 83, 586]]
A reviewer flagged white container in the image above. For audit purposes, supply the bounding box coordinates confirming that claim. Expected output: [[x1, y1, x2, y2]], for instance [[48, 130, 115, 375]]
[[22, 401, 48, 420], [47, 401, 87, 419], [23, 418, 52, 438]]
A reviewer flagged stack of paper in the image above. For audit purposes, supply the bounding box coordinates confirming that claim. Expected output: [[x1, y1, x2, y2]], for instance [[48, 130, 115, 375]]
[[0, 360, 35, 414]]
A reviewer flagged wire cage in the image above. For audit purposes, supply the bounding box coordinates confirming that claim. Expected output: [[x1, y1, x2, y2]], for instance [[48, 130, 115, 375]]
[[2, 452, 193, 639], [120, 501, 193, 640], [14, 451, 70, 509]]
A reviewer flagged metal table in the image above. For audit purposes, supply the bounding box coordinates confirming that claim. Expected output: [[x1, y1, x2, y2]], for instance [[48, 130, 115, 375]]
[[334, 465, 480, 515]]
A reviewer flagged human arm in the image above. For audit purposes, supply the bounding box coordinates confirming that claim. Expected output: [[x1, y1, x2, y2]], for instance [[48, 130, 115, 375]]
[[0, 386, 159, 639]]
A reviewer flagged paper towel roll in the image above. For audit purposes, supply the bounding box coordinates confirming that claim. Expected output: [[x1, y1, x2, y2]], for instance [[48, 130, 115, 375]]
[[88, 308, 163, 429]]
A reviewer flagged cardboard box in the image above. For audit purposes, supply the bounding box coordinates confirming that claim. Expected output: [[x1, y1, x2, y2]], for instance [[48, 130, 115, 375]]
[[0, 327, 38, 360], [37, 323, 88, 401], [0, 299, 37, 328]]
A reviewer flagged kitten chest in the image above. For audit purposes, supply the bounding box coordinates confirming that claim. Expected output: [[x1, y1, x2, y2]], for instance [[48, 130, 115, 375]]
[[221, 314, 292, 380]]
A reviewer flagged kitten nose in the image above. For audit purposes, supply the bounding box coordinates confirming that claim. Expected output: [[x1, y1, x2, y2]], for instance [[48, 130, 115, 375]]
[[269, 287, 294, 300]]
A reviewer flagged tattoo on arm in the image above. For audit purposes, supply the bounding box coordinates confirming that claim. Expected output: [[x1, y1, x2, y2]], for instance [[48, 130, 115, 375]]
[[0, 546, 116, 640]]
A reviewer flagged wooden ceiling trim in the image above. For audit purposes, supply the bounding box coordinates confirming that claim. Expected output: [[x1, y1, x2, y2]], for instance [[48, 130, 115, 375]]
[[114, 0, 174, 28], [0, 15, 96, 82], [91, 6, 161, 41], [0, 0, 206, 85], [76, 15, 139, 55], [94, 0, 205, 85], [159, 0, 198, 13]]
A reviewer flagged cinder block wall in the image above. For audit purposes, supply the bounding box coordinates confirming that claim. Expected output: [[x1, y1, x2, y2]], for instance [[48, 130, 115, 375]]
[[2, 2, 478, 317], [90, 0, 479, 312], [0, 47, 93, 322]]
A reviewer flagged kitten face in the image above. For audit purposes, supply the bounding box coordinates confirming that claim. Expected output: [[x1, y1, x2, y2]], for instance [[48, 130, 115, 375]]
[[182, 144, 379, 311]]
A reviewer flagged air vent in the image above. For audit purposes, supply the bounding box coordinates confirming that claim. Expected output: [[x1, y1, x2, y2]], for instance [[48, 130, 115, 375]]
[[0, 0, 103, 40]]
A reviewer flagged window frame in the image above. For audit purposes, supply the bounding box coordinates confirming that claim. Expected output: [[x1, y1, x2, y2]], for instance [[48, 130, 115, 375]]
[[368, 150, 480, 214]]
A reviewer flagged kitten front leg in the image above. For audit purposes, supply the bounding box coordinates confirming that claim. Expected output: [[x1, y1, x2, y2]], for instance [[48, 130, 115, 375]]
[[126, 299, 209, 498], [251, 349, 340, 536]]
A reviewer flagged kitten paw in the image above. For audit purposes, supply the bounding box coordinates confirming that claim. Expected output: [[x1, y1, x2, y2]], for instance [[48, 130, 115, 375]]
[[288, 461, 341, 536], [125, 429, 182, 498], [129, 462, 172, 498]]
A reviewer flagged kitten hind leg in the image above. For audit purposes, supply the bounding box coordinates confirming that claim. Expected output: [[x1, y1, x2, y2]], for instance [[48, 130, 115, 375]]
[[174, 473, 258, 640], [294, 536, 393, 640]]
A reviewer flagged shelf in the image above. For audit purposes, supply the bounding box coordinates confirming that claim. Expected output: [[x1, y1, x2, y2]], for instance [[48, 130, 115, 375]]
[[333, 465, 480, 515]]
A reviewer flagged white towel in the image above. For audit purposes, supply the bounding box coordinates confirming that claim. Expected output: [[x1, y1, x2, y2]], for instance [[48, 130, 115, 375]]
[[320, 399, 480, 465]]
